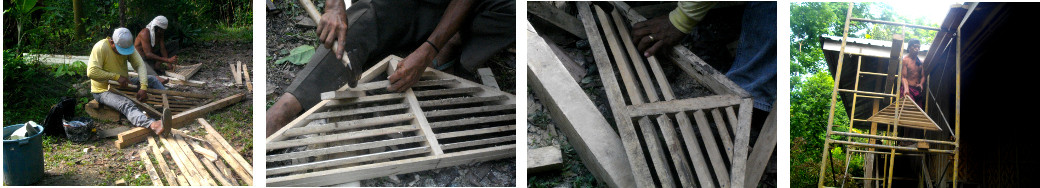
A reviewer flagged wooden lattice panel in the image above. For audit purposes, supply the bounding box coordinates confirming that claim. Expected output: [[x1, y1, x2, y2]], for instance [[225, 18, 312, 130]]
[[579, 2, 755, 187], [865, 96, 941, 131], [266, 56, 515, 186], [115, 87, 212, 115], [167, 63, 203, 80]]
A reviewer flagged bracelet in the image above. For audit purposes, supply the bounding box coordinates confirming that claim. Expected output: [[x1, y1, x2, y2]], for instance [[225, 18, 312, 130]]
[[425, 40, 441, 54]]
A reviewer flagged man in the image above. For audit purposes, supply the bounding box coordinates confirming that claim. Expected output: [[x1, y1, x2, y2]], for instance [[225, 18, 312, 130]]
[[630, 2, 777, 123], [900, 39, 925, 107], [87, 28, 170, 135], [135, 15, 178, 76], [266, 0, 515, 136]]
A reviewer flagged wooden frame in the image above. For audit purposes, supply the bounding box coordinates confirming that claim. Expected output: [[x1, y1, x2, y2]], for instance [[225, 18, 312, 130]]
[[578, 2, 754, 187], [266, 56, 516, 186], [166, 63, 203, 80]]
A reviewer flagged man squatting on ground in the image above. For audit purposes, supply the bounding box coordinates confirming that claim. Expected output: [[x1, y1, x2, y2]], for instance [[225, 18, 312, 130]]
[[900, 39, 925, 107], [135, 15, 178, 76], [630, 2, 777, 124], [87, 28, 170, 135], [266, 0, 515, 136]]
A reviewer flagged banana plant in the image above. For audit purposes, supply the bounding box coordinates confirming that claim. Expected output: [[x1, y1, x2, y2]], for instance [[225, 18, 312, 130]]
[[4, 0, 46, 52]]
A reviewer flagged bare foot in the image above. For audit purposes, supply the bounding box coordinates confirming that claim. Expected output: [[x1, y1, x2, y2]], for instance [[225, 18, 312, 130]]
[[150, 121, 165, 135]]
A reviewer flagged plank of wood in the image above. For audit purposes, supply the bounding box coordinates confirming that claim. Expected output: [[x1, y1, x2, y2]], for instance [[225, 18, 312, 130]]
[[611, 9, 660, 103], [269, 136, 425, 161], [268, 124, 418, 150], [158, 135, 202, 186], [527, 24, 634, 187], [441, 135, 514, 150], [693, 110, 730, 187], [625, 94, 743, 117], [128, 72, 206, 87], [116, 93, 246, 148], [435, 125, 515, 139], [578, 2, 654, 187], [167, 63, 202, 80], [282, 113, 414, 137], [745, 106, 776, 186], [109, 87, 161, 117], [428, 114, 515, 128], [268, 146, 430, 175], [528, 1, 587, 39], [636, 117, 676, 187], [611, 1, 750, 98], [241, 64, 253, 92], [424, 104, 515, 118], [539, 34, 587, 81], [85, 100, 122, 122], [174, 134, 218, 186], [325, 93, 405, 107], [191, 142, 220, 162], [205, 134, 254, 185], [99, 126, 131, 138], [476, 68, 500, 90], [414, 87, 483, 98], [306, 103, 409, 120], [676, 113, 717, 187], [728, 99, 754, 188], [266, 145, 515, 187], [212, 160, 239, 186], [655, 115, 694, 187], [148, 137, 180, 186], [320, 90, 364, 100], [417, 95, 510, 108], [231, 62, 242, 87], [711, 108, 735, 159], [197, 119, 254, 180], [527, 146, 564, 173], [595, 5, 646, 105], [199, 152, 234, 186], [139, 150, 166, 186]]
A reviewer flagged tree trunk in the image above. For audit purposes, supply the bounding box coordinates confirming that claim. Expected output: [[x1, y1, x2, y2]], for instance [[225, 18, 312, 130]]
[[74, 0, 84, 37]]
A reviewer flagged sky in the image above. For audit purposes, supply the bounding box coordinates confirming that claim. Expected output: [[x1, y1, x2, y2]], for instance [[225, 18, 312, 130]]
[[887, 2, 960, 25]]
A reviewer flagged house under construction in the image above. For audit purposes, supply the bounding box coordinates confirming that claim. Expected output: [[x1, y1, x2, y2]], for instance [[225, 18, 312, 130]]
[[817, 2, 1040, 187]]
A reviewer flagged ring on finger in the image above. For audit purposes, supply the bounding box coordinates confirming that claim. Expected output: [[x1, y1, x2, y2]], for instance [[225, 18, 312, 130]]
[[649, 35, 656, 42]]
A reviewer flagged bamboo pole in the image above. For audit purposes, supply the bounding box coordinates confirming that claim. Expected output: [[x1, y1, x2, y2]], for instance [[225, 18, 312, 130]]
[[818, 3, 854, 187]]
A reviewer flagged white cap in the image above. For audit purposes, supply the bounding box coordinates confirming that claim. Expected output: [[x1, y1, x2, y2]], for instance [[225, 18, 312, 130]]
[[112, 27, 135, 55]]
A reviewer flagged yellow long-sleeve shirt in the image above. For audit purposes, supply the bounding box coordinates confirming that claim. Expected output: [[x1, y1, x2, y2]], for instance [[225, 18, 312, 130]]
[[669, 2, 717, 34], [87, 38, 149, 93]]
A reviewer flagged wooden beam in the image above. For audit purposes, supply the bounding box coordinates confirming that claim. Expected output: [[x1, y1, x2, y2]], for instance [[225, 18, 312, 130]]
[[241, 63, 253, 92], [320, 90, 364, 100], [148, 137, 180, 186], [116, 93, 245, 148], [624, 94, 743, 117], [527, 146, 564, 173], [528, 24, 634, 187], [138, 149, 166, 186], [197, 119, 254, 184], [476, 68, 500, 90], [174, 134, 218, 186], [578, 2, 654, 187], [729, 99, 754, 188], [267, 145, 515, 187], [528, 1, 587, 39], [158, 135, 202, 186]]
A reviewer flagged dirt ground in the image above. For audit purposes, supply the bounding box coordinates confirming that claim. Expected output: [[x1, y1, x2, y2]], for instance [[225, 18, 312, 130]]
[[265, 0, 516, 186], [527, 2, 776, 187], [34, 39, 254, 186]]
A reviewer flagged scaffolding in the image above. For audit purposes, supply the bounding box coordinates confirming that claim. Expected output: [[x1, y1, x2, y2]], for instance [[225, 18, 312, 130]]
[[817, 3, 961, 188]]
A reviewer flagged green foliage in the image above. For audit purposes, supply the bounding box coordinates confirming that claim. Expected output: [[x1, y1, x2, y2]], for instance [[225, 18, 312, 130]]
[[276, 45, 316, 65], [2, 50, 80, 126], [51, 61, 88, 77]]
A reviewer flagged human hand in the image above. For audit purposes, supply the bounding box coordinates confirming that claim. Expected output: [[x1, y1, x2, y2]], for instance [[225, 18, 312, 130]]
[[317, 7, 349, 60], [117, 76, 130, 88], [388, 44, 436, 92], [137, 89, 148, 101], [631, 16, 685, 57], [168, 56, 178, 64]]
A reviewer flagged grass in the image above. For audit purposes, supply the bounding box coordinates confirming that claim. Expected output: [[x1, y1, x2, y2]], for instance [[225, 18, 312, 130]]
[[197, 24, 253, 42]]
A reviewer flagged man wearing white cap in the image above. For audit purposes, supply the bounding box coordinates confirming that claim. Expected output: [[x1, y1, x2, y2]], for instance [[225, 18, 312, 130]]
[[87, 27, 170, 135], [135, 15, 178, 76]]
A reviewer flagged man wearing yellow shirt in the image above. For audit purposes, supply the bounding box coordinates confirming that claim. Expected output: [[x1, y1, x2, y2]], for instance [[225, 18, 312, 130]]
[[87, 28, 169, 135]]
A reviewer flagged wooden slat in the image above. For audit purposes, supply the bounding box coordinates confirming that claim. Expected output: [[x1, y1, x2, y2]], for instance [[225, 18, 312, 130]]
[[199, 152, 234, 186], [418, 95, 509, 108], [213, 160, 239, 186], [197, 119, 253, 185], [656, 115, 695, 187], [325, 93, 405, 107], [388, 59, 445, 156], [148, 137, 180, 186], [435, 125, 515, 139], [139, 150, 166, 186], [283, 113, 414, 137], [711, 108, 735, 159], [158, 135, 202, 186], [595, 5, 645, 105], [191, 142, 220, 162], [174, 135, 217, 186], [636, 117, 675, 187], [610, 9, 660, 103], [268, 124, 418, 150], [728, 99, 754, 188], [267, 146, 430, 175], [423, 104, 515, 118], [693, 110, 730, 187], [746, 107, 777, 186], [268, 136, 425, 161], [441, 135, 514, 150], [676, 113, 717, 187], [241, 63, 253, 92], [413, 87, 483, 97], [267, 145, 515, 187], [429, 114, 514, 128], [320, 90, 364, 100], [625, 94, 743, 117], [578, 2, 654, 186], [306, 103, 409, 120]]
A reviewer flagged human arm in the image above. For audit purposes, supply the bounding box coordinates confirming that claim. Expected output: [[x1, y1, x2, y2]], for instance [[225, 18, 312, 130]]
[[317, 0, 349, 59], [631, 1, 715, 57], [87, 42, 128, 87], [138, 32, 175, 63], [387, 0, 474, 92]]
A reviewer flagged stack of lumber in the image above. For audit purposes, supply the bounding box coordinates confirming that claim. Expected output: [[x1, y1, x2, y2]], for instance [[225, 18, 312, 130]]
[[576, 2, 765, 187], [138, 118, 253, 186], [229, 61, 252, 92], [266, 56, 516, 186]]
